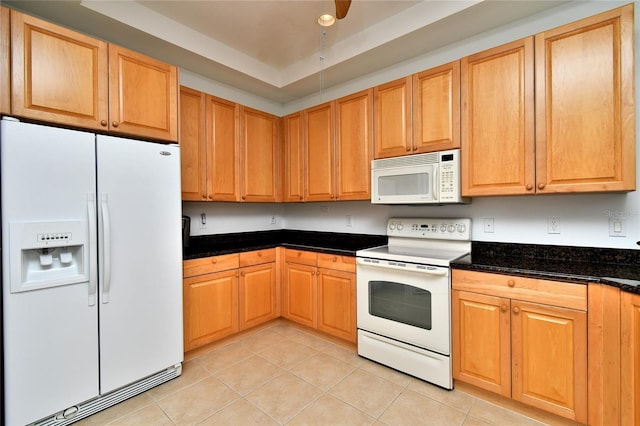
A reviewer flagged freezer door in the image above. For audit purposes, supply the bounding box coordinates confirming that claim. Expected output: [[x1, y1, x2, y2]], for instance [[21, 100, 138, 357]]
[[1, 119, 99, 425], [96, 135, 183, 393]]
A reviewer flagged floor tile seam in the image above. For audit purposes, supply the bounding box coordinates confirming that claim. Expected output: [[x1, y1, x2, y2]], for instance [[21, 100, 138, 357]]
[[190, 391, 247, 426], [254, 350, 311, 373], [149, 373, 213, 403], [319, 344, 366, 367], [401, 387, 470, 418], [287, 358, 358, 391], [467, 397, 550, 426], [279, 390, 327, 425], [369, 380, 407, 421], [407, 383, 477, 414], [101, 397, 162, 426], [311, 391, 380, 425]]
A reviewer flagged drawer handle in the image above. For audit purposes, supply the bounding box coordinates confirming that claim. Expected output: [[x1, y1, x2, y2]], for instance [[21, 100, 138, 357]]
[[507, 279, 515, 287], [513, 306, 520, 314], [501, 304, 508, 312]]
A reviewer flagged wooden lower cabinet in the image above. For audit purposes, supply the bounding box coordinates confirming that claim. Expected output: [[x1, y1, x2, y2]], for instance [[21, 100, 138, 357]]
[[621, 291, 640, 425], [452, 270, 588, 423], [239, 261, 278, 331], [183, 268, 239, 352], [282, 249, 356, 343]]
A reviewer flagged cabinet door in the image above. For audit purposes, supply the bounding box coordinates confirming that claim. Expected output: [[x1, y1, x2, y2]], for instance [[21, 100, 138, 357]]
[[283, 262, 316, 328], [413, 61, 460, 153], [11, 10, 108, 129], [461, 37, 535, 196], [180, 86, 207, 201], [452, 290, 511, 397], [1, 6, 10, 115], [535, 5, 635, 193], [283, 112, 304, 202], [621, 291, 640, 426], [183, 269, 238, 352], [240, 107, 279, 202], [317, 268, 356, 342], [511, 301, 587, 423], [108, 44, 178, 141], [304, 102, 335, 201], [373, 77, 412, 159], [239, 262, 277, 330], [206, 95, 239, 201], [335, 89, 372, 201]]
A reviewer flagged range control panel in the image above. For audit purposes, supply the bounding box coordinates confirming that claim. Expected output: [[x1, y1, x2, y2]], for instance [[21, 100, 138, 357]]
[[387, 217, 471, 240]]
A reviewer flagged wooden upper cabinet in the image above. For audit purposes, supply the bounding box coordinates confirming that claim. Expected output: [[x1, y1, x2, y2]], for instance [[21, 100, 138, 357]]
[[1, 6, 10, 115], [206, 95, 239, 201], [373, 76, 412, 158], [283, 112, 304, 202], [413, 61, 460, 153], [535, 4, 635, 193], [240, 107, 279, 202], [461, 37, 535, 196], [304, 101, 335, 201], [179, 86, 207, 201], [10, 10, 109, 130], [335, 89, 372, 201], [108, 44, 178, 141]]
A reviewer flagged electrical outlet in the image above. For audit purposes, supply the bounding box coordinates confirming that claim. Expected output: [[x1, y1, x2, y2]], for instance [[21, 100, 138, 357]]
[[270, 215, 276, 225], [609, 218, 626, 237], [483, 218, 494, 233], [547, 217, 560, 234], [346, 215, 353, 227], [199, 213, 207, 229]]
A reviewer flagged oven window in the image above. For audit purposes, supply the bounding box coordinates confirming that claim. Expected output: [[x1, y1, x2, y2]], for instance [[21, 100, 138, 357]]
[[368, 281, 431, 330], [378, 173, 429, 196]]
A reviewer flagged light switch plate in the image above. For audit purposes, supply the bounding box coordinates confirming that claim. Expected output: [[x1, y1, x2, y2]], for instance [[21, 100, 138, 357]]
[[609, 218, 626, 237]]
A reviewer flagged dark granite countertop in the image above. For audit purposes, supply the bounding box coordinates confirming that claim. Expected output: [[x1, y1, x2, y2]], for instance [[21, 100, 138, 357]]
[[183, 230, 387, 260], [452, 242, 640, 295]]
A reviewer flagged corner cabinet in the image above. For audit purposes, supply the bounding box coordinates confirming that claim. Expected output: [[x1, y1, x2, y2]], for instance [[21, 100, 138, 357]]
[[240, 107, 280, 202], [282, 249, 356, 343], [10, 10, 178, 141], [452, 269, 588, 423]]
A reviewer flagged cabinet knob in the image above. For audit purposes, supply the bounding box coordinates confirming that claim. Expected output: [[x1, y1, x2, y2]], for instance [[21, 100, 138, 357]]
[[513, 306, 520, 314], [202, 194, 207, 199], [332, 256, 337, 262], [413, 146, 418, 151], [406, 147, 411, 152], [526, 184, 533, 191], [112, 121, 119, 128], [299, 196, 303, 200], [501, 304, 508, 312], [242, 196, 246, 200], [508, 279, 515, 287], [241, 271, 245, 276], [297, 252, 302, 257], [211, 259, 217, 264], [538, 183, 545, 190], [208, 195, 213, 200], [235, 272, 239, 278], [258, 252, 263, 257], [100, 120, 108, 127]]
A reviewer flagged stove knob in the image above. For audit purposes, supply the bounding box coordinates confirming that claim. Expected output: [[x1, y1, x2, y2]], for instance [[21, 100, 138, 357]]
[[440, 224, 447, 232], [457, 224, 466, 233], [397, 223, 404, 231], [389, 222, 396, 230], [447, 224, 456, 233]]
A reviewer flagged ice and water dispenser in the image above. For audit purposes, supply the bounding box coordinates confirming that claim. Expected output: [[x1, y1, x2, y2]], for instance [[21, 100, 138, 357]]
[[9, 220, 89, 293]]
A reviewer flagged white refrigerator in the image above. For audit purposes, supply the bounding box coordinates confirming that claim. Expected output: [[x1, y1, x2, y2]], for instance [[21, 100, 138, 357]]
[[1, 118, 183, 425]]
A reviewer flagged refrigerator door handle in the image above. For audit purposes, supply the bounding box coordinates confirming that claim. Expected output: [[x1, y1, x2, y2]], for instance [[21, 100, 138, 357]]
[[101, 193, 112, 304], [87, 193, 97, 306]]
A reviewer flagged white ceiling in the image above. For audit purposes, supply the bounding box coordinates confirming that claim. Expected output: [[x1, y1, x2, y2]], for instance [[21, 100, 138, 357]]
[[5, 0, 569, 104]]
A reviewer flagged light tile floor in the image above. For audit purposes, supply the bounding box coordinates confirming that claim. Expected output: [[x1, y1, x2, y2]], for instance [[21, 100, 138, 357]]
[[78, 321, 553, 426]]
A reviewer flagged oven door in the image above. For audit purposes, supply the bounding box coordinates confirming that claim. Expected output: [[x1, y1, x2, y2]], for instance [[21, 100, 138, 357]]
[[356, 257, 450, 355]]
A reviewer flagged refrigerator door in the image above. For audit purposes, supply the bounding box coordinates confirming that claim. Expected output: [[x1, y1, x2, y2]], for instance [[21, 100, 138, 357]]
[[96, 135, 183, 394], [1, 119, 99, 425]]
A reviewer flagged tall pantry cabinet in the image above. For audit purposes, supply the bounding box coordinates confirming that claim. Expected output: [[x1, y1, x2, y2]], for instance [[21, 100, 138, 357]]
[[10, 10, 178, 141]]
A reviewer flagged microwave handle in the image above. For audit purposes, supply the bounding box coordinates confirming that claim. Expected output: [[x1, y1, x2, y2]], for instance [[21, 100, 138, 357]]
[[432, 164, 439, 201]]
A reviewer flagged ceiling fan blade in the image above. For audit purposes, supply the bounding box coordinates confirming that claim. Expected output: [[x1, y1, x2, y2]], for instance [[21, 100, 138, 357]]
[[335, 0, 351, 19]]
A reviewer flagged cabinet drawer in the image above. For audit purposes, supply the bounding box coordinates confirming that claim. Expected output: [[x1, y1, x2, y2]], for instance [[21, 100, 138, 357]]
[[239, 248, 276, 267], [285, 249, 317, 266], [183, 253, 240, 278], [452, 269, 587, 311], [317, 253, 356, 273]]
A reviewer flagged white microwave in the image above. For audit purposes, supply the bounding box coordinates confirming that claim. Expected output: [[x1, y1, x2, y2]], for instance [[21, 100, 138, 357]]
[[371, 149, 469, 204]]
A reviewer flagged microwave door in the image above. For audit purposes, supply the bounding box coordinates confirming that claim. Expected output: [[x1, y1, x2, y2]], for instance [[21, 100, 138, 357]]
[[373, 164, 436, 203]]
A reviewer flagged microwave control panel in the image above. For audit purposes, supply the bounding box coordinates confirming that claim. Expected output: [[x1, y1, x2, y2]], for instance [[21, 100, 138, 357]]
[[387, 217, 471, 240]]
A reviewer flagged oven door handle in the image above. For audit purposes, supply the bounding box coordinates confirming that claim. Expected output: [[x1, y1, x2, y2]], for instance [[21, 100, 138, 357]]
[[357, 258, 449, 276]]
